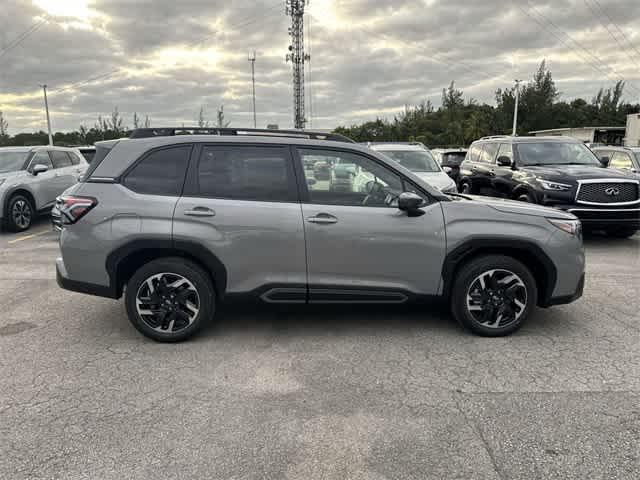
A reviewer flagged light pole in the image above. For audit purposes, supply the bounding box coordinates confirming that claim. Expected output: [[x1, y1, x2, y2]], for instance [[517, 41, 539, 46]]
[[248, 50, 257, 128], [41, 84, 53, 145], [512, 79, 523, 136]]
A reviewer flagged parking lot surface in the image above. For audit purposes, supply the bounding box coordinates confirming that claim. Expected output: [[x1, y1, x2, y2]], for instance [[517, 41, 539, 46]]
[[1, 219, 639, 479]]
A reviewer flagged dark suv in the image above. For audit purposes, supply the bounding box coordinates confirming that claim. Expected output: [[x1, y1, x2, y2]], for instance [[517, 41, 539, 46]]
[[458, 136, 640, 238]]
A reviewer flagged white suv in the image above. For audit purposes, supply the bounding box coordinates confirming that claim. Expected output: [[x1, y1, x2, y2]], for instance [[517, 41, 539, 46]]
[[0, 146, 88, 231]]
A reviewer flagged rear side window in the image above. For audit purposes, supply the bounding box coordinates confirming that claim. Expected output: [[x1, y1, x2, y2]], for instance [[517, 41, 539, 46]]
[[195, 145, 295, 202], [68, 152, 82, 165], [123, 146, 191, 196], [50, 150, 72, 168]]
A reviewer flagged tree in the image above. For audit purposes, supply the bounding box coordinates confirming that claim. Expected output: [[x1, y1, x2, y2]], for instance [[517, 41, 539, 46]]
[[133, 112, 140, 129], [78, 124, 89, 145], [108, 107, 125, 137], [0, 111, 9, 146], [144, 115, 151, 128], [216, 105, 230, 128], [198, 106, 209, 128]]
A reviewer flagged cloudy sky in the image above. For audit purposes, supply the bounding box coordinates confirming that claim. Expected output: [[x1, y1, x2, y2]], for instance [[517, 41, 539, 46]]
[[1, 0, 640, 134]]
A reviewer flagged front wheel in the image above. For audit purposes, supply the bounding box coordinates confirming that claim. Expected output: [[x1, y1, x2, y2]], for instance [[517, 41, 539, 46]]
[[516, 192, 536, 203], [459, 181, 472, 194], [5, 194, 34, 232], [125, 258, 215, 342], [451, 255, 538, 337]]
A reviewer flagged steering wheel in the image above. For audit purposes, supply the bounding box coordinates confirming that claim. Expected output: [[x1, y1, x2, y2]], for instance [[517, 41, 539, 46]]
[[362, 180, 388, 206]]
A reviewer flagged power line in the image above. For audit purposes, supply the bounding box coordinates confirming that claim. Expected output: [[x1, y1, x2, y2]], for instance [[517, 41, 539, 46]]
[[582, 0, 640, 70], [590, 0, 640, 63], [0, 15, 49, 60]]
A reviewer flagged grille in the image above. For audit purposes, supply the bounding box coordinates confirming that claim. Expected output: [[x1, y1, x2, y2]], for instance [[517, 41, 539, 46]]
[[576, 182, 639, 204]]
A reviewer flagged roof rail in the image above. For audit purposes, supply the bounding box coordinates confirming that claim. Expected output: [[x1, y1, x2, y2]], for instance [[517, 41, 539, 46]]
[[129, 127, 356, 143], [479, 135, 512, 140], [360, 141, 429, 148]]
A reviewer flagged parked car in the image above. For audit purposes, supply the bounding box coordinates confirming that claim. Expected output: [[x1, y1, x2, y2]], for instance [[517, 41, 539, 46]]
[[56, 127, 585, 342], [329, 162, 357, 192], [591, 146, 640, 175], [432, 148, 467, 184], [368, 143, 458, 193], [77, 146, 96, 163], [313, 160, 331, 180], [458, 136, 640, 238], [0, 146, 87, 232]]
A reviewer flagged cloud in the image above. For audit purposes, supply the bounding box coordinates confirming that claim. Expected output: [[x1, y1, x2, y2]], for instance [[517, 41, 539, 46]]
[[0, 0, 639, 133]]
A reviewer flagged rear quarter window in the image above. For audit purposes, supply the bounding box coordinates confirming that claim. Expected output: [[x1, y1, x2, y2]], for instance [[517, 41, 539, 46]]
[[123, 145, 192, 196]]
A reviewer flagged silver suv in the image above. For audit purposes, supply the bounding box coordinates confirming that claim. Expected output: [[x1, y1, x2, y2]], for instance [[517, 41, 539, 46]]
[[0, 146, 88, 231], [56, 128, 585, 342]]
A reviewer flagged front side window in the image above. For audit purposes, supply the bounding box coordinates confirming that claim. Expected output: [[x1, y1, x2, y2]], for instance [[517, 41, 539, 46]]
[[478, 143, 499, 163], [496, 144, 513, 162], [196, 145, 295, 202], [50, 150, 72, 168], [123, 145, 191, 196], [610, 152, 633, 170], [0, 151, 29, 173], [379, 149, 441, 173], [28, 151, 53, 171], [516, 142, 601, 166], [298, 148, 404, 207]]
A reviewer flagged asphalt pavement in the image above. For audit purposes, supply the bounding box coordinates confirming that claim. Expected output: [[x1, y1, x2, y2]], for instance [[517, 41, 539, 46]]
[[0, 218, 638, 479]]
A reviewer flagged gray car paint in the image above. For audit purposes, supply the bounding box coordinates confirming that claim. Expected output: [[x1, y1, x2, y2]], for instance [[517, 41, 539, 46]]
[[57, 135, 585, 303], [0, 147, 87, 221]]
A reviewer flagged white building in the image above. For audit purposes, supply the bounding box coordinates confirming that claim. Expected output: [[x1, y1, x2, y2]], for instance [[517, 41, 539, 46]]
[[529, 126, 626, 145], [625, 113, 640, 147]]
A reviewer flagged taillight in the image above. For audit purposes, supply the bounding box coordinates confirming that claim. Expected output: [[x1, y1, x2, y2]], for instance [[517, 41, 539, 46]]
[[59, 195, 97, 225]]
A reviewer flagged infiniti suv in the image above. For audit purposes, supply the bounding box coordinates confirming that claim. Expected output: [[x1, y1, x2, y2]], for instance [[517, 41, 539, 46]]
[[0, 146, 87, 231], [459, 136, 640, 238], [56, 127, 585, 342]]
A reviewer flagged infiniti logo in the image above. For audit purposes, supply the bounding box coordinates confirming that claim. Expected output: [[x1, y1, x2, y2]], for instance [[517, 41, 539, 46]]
[[605, 187, 620, 196]]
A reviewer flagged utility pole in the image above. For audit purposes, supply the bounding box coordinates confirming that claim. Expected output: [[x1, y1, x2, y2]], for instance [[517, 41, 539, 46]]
[[512, 79, 522, 136], [41, 84, 53, 145], [286, 0, 310, 130], [248, 50, 257, 128]]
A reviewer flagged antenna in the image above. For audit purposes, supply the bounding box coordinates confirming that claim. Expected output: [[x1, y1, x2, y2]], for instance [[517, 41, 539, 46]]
[[285, 0, 310, 130]]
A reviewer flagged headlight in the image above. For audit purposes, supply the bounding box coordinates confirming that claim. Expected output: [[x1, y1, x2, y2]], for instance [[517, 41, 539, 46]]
[[537, 178, 572, 191], [442, 182, 458, 194], [548, 218, 582, 236]]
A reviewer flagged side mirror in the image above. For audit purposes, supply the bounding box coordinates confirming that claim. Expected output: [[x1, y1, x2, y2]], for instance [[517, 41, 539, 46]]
[[32, 164, 49, 175], [496, 156, 512, 167], [599, 156, 610, 167], [442, 166, 452, 174], [398, 192, 425, 216]]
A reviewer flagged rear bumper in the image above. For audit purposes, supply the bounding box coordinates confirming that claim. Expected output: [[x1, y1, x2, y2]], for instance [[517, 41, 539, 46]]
[[56, 257, 118, 299]]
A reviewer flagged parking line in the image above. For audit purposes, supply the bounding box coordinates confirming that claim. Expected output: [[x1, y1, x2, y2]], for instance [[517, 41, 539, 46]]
[[7, 229, 51, 244]]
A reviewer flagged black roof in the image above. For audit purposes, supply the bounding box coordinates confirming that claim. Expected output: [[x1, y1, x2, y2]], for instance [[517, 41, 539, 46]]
[[129, 127, 355, 143]]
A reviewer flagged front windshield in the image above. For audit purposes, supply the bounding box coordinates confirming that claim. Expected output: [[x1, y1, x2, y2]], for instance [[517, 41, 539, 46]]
[[516, 142, 601, 167], [381, 149, 441, 172], [0, 151, 29, 173]]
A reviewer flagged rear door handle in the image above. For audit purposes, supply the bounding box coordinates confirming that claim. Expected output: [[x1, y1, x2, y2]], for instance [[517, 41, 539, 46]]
[[307, 213, 338, 224], [184, 207, 216, 217]]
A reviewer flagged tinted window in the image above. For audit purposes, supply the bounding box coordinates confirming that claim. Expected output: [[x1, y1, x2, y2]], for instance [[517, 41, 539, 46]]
[[610, 152, 633, 170], [298, 148, 404, 207], [516, 142, 600, 166], [496, 143, 513, 162], [68, 151, 82, 165], [28, 151, 53, 171], [50, 150, 72, 168], [441, 152, 466, 166], [197, 146, 294, 202], [379, 149, 440, 172], [478, 143, 499, 163], [124, 146, 191, 196]]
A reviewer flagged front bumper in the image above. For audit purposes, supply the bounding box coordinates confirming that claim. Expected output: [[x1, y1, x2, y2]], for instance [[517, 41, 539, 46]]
[[543, 273, 585, 307], [555, 205, 640, 229]]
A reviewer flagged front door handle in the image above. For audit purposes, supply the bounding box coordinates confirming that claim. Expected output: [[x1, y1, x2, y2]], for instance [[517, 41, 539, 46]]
[[488, 169, 496, 176], [184, 207, 216, 217], [307, 213, 338, 224]]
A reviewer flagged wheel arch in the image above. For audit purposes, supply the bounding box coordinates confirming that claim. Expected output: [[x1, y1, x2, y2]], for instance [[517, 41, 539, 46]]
[[441, 238, 557, 307], [106, 239, 228, 300]]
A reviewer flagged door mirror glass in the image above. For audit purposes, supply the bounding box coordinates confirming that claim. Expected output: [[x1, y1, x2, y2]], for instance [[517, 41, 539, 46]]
[[599, 156, 610, 167], [398, 192, 425, 214], [496, 155, 512, 167], [32, 164, 49, 175]]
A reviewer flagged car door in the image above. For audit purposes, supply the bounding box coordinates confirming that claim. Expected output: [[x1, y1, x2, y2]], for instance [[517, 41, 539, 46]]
[[295, 147, 446, 300], [25, 150, 57, 209], [474, 142, 499, 195], [173, 144, 307, 300], [491, 143, 515, 197], [49, 150, 77, 197]]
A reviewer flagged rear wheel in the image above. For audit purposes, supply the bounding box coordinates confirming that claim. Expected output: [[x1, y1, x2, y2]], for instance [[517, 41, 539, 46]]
[[606, 227, 638, 239], [516, 192, 536, 203], [451, 255, 537, 337], [459, 181, 472, 194], [125, 258, 215, 342], [5, 194, 34, 232]]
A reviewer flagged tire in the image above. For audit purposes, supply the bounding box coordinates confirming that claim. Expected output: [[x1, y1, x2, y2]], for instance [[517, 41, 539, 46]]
[[5, 194, 34, 232], [606, 228, 638, 239], [459, 181, 472, 194], [516, 192, 536, 203], [451, 255, 538, 337], [125, 257, 215, 342]]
